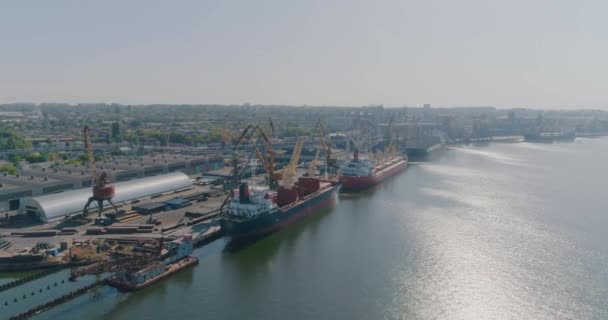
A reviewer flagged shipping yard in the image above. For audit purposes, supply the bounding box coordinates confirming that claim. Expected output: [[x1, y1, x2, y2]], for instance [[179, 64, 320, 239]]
[[0, 118, 341, 318], [1, 104, 608, 319], [0, 159, 339, 319], [4, 3, 608, 318], [0, 172, 227, 319]]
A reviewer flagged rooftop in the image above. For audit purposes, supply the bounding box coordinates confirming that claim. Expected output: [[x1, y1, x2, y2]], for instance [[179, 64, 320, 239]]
[[0, 181, 22, 191], [0, 172, 62, 187]]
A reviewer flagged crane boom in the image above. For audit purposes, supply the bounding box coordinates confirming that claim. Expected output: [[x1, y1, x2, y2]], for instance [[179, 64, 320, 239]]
[[231, 124, 279, 188], [308, 147, 321, 177], [388, 114, 398, 156], [310, 119, 334, 178], [308, 119, 324, 177], [83, 126, 96, 185], [283, 137, 304, 187], [81, 125, 118, 218]]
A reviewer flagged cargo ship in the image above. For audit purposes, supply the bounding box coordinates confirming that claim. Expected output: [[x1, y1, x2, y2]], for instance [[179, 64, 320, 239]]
[[405, 143, 444, 161], [524, 131, 576, 142], [107, 236, 198, 291], [220, 178, 339, 240], [339, 149, 408, 192]]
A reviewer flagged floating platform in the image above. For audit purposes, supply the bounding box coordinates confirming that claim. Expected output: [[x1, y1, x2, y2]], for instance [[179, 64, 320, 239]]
[[107, 256, 199, 291]]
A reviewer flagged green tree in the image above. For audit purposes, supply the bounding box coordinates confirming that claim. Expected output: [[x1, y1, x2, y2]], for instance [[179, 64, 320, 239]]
[[123, 130, 138, 143], [203, 128, 223, 144], [169, 131, 193, 145], [64, 159, 82, 166], [128, 120, 142, 128], [136, 128, 169, 146], [111, 122, 121, 142], [8, 154, 22, 165], [78, 154, 91, 163], [0, 164, 18, 175], [25, 152, 48, 163], [0, 128, 31, 150], [283, 126, 308, 137], [47, 152, 60, 161]]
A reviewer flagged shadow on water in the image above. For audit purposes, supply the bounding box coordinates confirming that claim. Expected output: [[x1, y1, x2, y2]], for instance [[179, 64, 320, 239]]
[[0, 270, 38, 285], [222, 203, 336, 253], [220, 206, 335, 283], [338, 175, 402, 200], [339, 188, 377, 200], [222, 236, 267, 254], [298, 206, 333, 241], [97, 265, 196, 320]]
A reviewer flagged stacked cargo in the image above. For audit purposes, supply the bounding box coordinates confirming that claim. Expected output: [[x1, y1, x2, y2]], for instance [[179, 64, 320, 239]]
[[295, 177, 320, 197]]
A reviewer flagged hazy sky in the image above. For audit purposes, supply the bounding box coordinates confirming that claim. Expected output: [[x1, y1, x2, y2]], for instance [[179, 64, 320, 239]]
[[1, 0, 607, 109]]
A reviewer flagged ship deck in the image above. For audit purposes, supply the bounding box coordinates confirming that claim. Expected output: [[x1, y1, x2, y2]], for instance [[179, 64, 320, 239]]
[[108, 256, 199, 291], [374, 158, 407, 175], [278, 182, 335, 212]]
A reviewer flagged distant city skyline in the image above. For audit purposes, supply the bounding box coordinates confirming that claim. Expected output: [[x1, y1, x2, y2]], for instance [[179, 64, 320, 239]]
[[2, 0, 607, 109]]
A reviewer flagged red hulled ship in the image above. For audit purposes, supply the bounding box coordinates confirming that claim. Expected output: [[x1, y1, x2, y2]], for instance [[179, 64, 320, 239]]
[[338, 149, 407, 192]]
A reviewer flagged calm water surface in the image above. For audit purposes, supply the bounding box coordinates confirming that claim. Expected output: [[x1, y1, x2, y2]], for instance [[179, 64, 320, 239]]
[[32, 138, 608, 319]]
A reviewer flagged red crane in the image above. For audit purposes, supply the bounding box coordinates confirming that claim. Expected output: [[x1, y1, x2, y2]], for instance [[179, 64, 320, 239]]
[[82, 126, 118, 217]]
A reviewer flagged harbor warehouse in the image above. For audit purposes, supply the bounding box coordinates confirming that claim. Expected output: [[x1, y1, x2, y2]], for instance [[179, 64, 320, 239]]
[[18, 172, 192, 222]]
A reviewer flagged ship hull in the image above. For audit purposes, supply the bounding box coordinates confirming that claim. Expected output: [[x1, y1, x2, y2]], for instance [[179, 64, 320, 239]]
[[220, 184, 338, 240], [524, 133, 576, 142], [405, 144, 444, 161], [107, 256, 199, 291], [339, 159, 407, 192]]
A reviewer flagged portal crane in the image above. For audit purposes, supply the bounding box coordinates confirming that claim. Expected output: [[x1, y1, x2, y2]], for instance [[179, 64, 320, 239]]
[[221, 121, 232, 149], [282, 137, 304, 187], [308, 147, 321, 177], [233, 125, 279, 187], [82, 126, 118, 217], [386, 114, 398, 156], [308, 119, 334, 178], [220, 124, 277, 215]]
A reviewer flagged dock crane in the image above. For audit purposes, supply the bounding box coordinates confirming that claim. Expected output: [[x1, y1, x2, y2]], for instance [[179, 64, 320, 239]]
[[308, 119, 334, 178], [220, 124, 277, 214], [225, 124, 279, 188], [82, 126, 118, 217], [375, 114, 392, 164], [386, 114, 398, 156], [220, 121, 232, 149], [282, 137, 305, 187], [308, 144, 321, 177]]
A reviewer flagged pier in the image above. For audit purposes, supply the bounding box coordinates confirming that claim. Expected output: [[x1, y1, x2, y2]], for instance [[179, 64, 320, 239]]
[[8, 279, 107, 320], [0, 268, 62, 293]]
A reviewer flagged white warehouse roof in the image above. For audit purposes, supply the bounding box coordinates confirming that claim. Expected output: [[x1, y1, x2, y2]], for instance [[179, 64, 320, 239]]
[[19, 172, 192, 222]]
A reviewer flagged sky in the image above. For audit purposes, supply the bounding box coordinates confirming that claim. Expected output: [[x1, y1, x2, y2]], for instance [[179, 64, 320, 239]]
[[1, 0, 607, 109]]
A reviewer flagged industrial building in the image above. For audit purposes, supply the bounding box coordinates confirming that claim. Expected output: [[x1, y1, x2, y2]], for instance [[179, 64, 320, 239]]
[[18, 172, 192, 222], [0, 154, 223, 211]]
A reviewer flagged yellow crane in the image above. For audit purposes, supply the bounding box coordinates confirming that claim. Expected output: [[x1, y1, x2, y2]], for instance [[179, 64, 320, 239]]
[[308, 120, 322, 177], [308, 147, 321, 177], [308, 119, 334, 178], [231, 124, 280, 188], [282, 137, 305, 187]]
